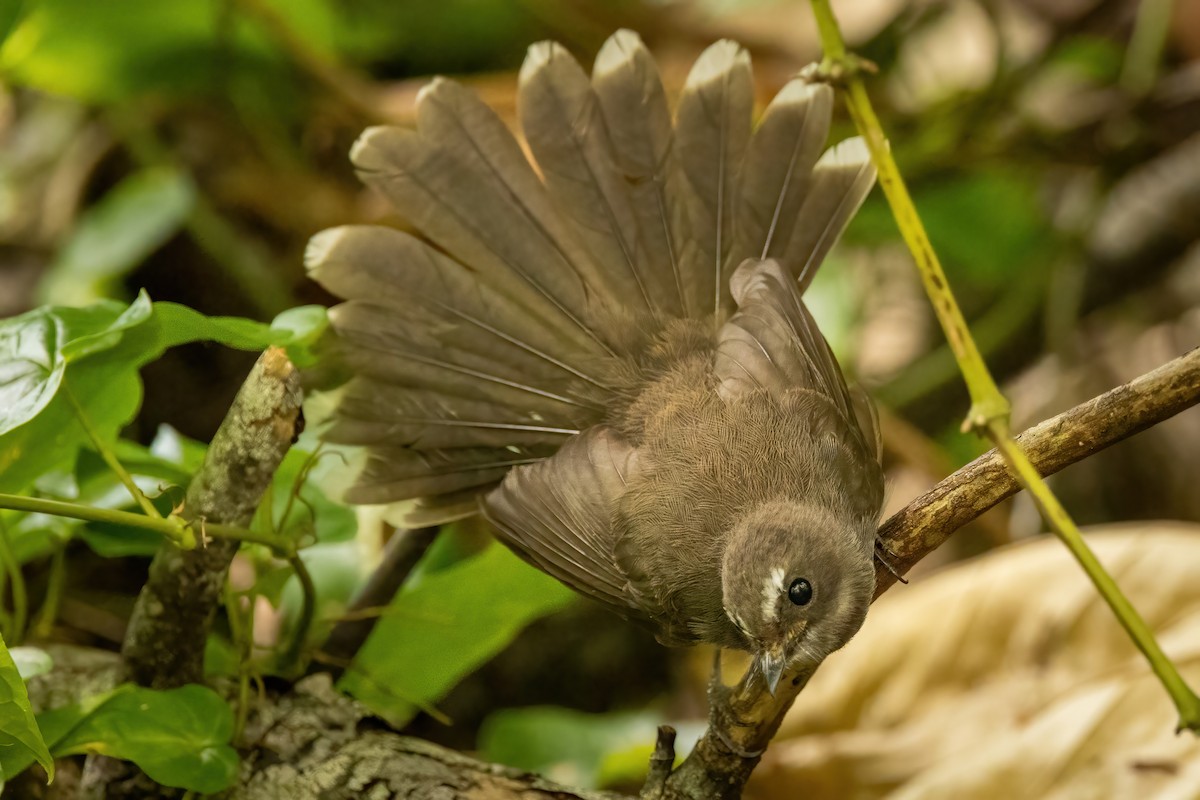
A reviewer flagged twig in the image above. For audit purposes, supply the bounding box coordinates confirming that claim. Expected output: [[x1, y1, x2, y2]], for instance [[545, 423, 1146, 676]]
[[641, 725, 677, 800], [121, 347, 302, 689], [661, 347, 1200, 798], [223, 580, 254, 743], [0, 493, 291, 553], [875, 347, 1200, 584], [281, 553, 317, 672], [808, 0, 1200, 732], [314, 526, 439, 678]]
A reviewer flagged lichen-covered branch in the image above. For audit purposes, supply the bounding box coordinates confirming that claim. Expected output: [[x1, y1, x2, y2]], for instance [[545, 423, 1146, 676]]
[[658, 346, 1200, 799], [121, 347, 303, 689], [231, 675, 624, 800]]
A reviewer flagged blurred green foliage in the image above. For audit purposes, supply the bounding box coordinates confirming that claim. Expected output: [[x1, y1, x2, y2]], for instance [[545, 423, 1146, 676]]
[[342, 542, 576, 726], [0, 0, 1194, 791]]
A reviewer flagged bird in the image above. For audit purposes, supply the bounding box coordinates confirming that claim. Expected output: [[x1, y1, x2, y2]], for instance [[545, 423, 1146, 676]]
[[306, 29, 886, 694]]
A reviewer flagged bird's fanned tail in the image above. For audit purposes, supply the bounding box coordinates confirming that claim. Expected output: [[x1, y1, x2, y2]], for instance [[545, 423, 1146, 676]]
[[308, 29, 877, 520]]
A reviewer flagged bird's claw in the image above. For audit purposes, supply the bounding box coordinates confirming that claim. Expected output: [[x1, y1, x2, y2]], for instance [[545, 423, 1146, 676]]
[[874, 538, 909, 584]]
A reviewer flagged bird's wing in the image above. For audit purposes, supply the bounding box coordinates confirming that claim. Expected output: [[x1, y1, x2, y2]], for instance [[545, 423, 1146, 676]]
[[482, 426, 653, 621], [714, 258, 866, 441]]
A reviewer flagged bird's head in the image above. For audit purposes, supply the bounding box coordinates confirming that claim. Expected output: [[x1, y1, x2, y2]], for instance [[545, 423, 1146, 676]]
[[721, 498, 876, 694]]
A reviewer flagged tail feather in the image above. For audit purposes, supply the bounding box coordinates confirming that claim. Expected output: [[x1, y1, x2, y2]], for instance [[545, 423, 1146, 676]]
[[674, 40, 754, 318], [520, 41, 670, 318], [789, 137, 876, 292], [327, 326, 599, 417], [308, 226, 600, 381], [731, 79, 833, 269], [348, 446, 544, 505], [327, 388, 580, 450], [351, 80, 615, 354], [592, 30, 686, 317]]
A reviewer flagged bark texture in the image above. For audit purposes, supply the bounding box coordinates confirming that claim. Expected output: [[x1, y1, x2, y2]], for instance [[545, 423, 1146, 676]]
[[121, 347, 303, 689], [232, 676, 623, 800]]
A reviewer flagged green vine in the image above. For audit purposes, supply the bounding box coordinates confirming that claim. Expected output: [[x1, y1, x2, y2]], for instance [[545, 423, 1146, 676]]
[[808, 0, 1200, 732], [0, 493, 294, 555]]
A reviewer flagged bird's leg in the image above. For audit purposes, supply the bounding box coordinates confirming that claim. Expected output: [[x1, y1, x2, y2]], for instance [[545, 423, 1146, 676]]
[[874, 538, 909, 584], [707, 647, 730, 707]]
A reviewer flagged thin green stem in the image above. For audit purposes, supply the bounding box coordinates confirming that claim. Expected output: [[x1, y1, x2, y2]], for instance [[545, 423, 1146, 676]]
[[224, 581, 253, 743], [64, 386, 162, 520], [282, 554, 316, 672], [277, 447, 322, 541], [0, 494, 295, 555], [31, 543, 66, 640], [990, 421, 1200, 728], [0, 519, 27, 643], [808, 0, 1200, 732], [808, 1, 1008, 431]]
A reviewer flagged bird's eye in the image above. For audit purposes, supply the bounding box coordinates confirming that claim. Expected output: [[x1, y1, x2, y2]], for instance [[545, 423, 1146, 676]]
[[788, 578, 813, 606]]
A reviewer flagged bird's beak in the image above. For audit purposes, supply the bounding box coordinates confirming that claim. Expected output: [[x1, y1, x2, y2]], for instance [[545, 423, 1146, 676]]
[[753, 646, 786, 696]]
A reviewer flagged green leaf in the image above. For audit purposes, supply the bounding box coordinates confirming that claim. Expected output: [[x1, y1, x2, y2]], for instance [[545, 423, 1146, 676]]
[[203, 635, 239, 679], [0, 632, 53, 782], [54, 685, 238, 793], [0, 294, 295, 494], [8, 647, 52, 680], [0, 0, 29, 47], [341, 543, 575, 725], [269, 305, 328, 368], [0, 509, 74, 565], [71, 430, 203, 558], [0, 308, 65, 437], [0, 691, 106, 781], [112, 427, 204, 488], [0, 0, 339, 103], [0, 297, 138, 491], [480, 706, 663, 789], [58, 290, 153, 362], [40, 168, 195, 306], [122, 301, 282, 356], [1049, 35, 1123, 83]]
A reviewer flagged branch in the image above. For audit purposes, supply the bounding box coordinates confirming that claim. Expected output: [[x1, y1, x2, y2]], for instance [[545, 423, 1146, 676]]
[[0, 493, 291, 552], [229, 675, 626, 800], [875, 347, 1200, 584], [660, 346, 1200, 799], [314, 526, 440, 678], [121, 347, 303, 689]]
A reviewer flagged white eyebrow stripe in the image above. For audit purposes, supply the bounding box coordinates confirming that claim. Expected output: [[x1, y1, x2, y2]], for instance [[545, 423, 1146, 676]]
[[761, 567, 786, 623]]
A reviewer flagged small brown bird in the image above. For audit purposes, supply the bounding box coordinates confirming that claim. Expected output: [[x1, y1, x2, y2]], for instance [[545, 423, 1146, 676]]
[[307, 30, 885, 692]]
